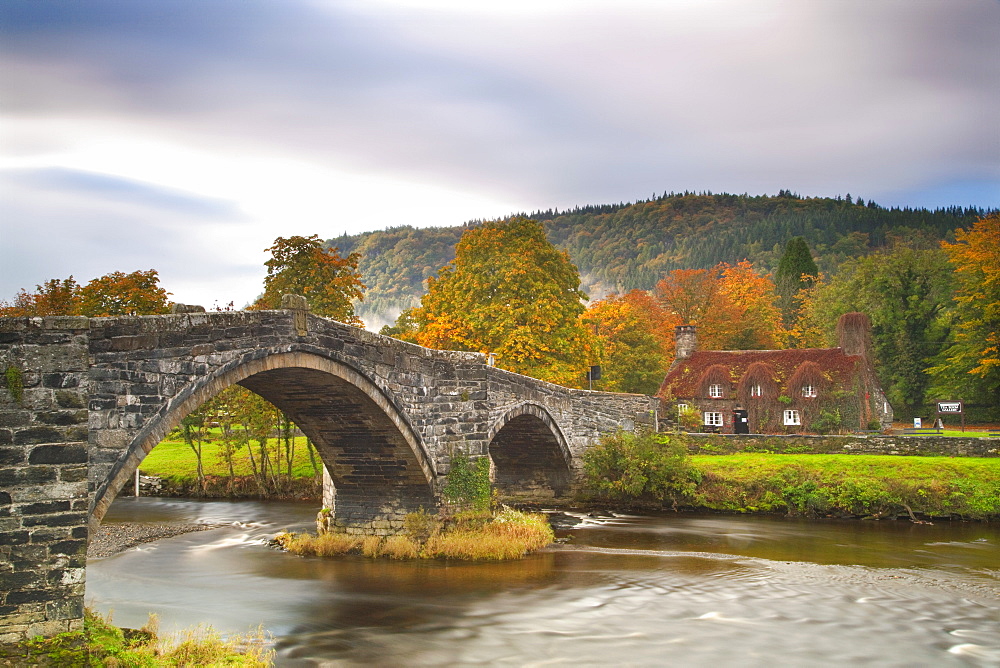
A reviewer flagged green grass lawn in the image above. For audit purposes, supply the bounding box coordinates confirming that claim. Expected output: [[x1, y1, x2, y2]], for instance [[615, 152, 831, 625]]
[[693, 453, 1000, 482], [141, 434, 322, 481], [904, 429, 997, 437], [890, 423, 998, 437], [691, 453, 1000, 518]]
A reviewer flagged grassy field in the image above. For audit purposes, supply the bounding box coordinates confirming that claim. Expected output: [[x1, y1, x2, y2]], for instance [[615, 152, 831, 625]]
[[141, 433, 322, 481], [691, 453, 1000, 519], [143, 431, 1000, 521], [141, 428, 999, 482], [890, 423, 999, 437]]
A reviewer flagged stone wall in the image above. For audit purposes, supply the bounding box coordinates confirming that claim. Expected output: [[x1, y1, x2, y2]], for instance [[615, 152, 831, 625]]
[[0, 317, 90, 645], [681, 432, 1000, 457]]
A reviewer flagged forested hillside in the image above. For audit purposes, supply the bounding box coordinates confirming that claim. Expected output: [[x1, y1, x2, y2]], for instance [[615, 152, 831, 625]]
[[330, 191, 987, 327]]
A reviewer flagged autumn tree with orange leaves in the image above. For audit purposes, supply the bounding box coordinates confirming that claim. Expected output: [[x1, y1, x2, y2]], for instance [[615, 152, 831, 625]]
[[254, 235, 365, 326], [718, 261, 784, 349], [1, 271, 171, 317], [583, 290, 675, 394], [928, 213, 1000, 407], [655, 261, 782, 351], [0, 277, 81, 317], [78, 270, 172, 316], [412, 217, 592, 386]]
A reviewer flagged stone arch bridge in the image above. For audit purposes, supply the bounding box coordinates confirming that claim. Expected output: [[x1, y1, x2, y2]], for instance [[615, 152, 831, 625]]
[[0, 306, 654, 642]]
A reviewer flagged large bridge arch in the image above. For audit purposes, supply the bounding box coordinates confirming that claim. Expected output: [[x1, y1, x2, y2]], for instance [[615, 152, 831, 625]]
[[90, 350, 437, 532], [487, 403, 573, 501]]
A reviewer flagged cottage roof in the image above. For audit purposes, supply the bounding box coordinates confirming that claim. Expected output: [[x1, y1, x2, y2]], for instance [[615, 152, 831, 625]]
[[657, 347, 863, 400]]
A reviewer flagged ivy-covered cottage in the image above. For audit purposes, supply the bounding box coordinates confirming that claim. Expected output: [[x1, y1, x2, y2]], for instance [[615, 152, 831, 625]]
[[657, 313, 893, 434]]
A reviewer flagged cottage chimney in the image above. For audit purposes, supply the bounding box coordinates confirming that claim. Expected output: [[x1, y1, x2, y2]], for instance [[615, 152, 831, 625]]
[[675, 325, 697, 361], [836, 312, 872, 358]]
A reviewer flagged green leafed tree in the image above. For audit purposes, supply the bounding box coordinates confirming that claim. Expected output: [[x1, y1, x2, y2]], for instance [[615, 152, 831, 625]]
[[412, 217, 593, 386], [801, 245, 954, 412], [255, 235, 365, 326]]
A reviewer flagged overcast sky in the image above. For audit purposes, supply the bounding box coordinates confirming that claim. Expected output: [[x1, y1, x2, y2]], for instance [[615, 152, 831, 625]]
[[1, 0, 997, 309]]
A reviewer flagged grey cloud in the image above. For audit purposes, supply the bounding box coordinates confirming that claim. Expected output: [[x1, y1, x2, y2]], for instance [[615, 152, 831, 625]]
[[6, 168, 244, 219], [1, 0, 997, 215], [0, 169, 257, 305]]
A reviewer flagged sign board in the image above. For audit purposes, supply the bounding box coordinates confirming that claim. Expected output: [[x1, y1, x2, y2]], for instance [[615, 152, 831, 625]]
[[936, 401, 963, 414], [913, 417, 922, 429]]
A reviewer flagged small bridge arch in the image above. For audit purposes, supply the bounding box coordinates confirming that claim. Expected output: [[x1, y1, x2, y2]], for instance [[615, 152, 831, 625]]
[[487, 402, 573, 500]]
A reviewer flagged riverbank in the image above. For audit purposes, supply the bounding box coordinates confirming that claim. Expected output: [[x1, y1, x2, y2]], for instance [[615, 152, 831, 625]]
[[131, 435, 1000, 522], [2, 607, 273, 667], [582, 433, 1000, 521], [87, 522, 227, 559]]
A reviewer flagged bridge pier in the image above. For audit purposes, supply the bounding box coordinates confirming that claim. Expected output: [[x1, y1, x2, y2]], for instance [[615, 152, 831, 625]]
[[319, 469, 439, 535], [0, 317, 90, 645]]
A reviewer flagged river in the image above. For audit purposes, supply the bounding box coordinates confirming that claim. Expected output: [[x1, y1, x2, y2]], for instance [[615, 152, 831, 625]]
[[87, 498, 1000, 666]]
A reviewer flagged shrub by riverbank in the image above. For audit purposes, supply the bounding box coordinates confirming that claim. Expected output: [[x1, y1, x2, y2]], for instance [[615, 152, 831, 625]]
[[275, 507, 555, 561], [2, 608, 272, 667], [583, 431, 1000, 520]]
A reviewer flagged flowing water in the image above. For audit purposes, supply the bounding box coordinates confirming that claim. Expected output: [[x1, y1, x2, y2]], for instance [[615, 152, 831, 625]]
[[88, 498, 1000, 666]]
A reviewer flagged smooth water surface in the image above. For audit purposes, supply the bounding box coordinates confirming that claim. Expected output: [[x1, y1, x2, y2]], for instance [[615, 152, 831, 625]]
[[89, 498, 1000, 666]]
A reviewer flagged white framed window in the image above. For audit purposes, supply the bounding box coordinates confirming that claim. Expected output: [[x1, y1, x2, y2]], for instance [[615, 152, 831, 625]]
[[677, 403, 688, 412], [750, 384, 763, 397], [708, 384, 723, 398], [704, 412, 723, 426], [783, 409, 800, 426], [802, 384, 817, 398]]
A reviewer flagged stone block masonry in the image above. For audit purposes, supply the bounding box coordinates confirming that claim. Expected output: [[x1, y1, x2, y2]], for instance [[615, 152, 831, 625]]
[[682, 432, 999, 457], [0, 317, 89, 645]]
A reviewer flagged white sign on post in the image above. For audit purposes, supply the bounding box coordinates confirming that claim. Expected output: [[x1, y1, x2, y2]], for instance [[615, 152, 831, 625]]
[[937, 401, 963, 413]]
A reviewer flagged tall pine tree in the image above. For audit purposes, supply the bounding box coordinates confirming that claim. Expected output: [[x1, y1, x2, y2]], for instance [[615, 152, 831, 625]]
[[775, 236, 819, 328]]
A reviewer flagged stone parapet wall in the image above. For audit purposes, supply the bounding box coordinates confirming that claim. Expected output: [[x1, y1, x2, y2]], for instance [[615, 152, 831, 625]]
[[681, 432, 999, 457], [485, 369, 657, 452], [0, 317, 90, 645], [566, 389, 659, 447]]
